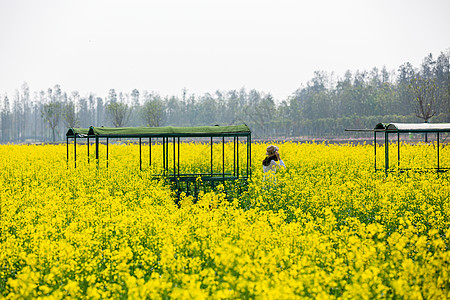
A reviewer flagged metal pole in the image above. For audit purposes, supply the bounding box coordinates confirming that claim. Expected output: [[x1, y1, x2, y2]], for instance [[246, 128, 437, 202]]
[[162, 137, 165, 175], [149, 137, 151, 166], [236, 136, 239, 178], [173, 137, 175, 176], [397, 132, 400, 169], [385, 131, 389, 174], [66, 137, 69, 166], [436, 132, 439, 172], [178, 137, 180, 177], [74, 135, 77, 168], [87, 137, 90, 164], [139, 137, 142, 171], [222, 136, 225, 178], [166, 137, 169, 175], [211, 136, 213, 176], [249, 134, 252, 177], [246, 135, 249, 178], [234, 136, 237, 177], [374, 131, 377, 172], [95, 136, 99, 160], [106, 137, 109, 168]]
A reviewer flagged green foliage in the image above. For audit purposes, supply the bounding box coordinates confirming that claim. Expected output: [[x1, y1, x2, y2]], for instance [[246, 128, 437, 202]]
[[105, 102, 131, 128]]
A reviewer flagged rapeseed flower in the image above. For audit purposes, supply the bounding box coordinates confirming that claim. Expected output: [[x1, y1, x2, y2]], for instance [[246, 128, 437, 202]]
[[0, 142, 449, 298]]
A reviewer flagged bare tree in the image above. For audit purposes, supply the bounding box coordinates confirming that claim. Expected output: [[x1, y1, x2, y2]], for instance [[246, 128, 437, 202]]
[[409, 76, 439, 142], [41, 101, 62, 142], [409, 76, 438, 123]]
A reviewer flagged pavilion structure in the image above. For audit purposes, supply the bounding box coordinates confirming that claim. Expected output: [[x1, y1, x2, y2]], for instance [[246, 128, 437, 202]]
[[66, 125, 252, 199], [346, 123, 450, 174]]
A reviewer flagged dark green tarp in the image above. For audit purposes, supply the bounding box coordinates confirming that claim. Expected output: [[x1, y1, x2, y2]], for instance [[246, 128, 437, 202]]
[[87, 124, 251, 137], [66, 128, 90, 137]]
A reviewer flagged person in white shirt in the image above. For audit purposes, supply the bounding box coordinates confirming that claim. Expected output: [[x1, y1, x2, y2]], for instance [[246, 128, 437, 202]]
[[262, 145, 286, 184]]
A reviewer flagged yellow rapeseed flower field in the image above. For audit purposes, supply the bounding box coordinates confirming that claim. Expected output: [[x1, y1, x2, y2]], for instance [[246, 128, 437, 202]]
[[1, 142, 449, 299]]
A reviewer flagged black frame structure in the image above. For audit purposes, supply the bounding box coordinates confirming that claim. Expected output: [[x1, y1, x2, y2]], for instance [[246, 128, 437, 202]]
[[346, 123, 450, 174], [66, 125, 252, 198], [65, 128, 92, 168]]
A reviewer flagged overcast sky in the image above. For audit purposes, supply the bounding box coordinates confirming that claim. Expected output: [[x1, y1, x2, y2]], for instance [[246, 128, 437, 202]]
[[0, 0, 449, 102]]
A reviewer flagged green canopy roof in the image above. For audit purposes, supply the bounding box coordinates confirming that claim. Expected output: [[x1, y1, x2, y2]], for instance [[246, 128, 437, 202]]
[[375, 123, 450, 132], [86, 124, 251, 138], [66, 128, 91, 137]]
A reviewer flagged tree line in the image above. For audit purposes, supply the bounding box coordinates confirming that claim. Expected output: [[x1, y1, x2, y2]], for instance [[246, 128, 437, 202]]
[[1, 51, 449, 143]]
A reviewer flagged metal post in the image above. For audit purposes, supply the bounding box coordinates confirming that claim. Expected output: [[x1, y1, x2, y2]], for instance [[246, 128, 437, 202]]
[[211, 136, 213, 176], [233, 136, 236, 177], [95, 136, 99, 160], [178, 137, 180, 177], [385, 131, 389, 174], [139, 137, 142, 171], [66, 137, 69, 166], [236, 136, 239, 178], [249, 134, 252, 177], [374, 131, 377, 172], [397, 132, 400, 169], [162, 137, 165, 175], [87, 137, 90, 164], [149, 137, 151, 166], [74, 135, 77, 168], [246, 135, 249, 178], [222, 136, 225, 178], [106, 137, 109, 168], [437, 132, 440, 171], [166, 137, 169, 175], [173, 137, 176, 176]]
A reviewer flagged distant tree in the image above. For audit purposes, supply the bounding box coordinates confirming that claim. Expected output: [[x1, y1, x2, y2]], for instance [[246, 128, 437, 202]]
[[88, 94, 96, 126], [77, 97, 89, 127], [20, 82, 31, 141], [409, 76, 438, 123], [129, 89, 141, 127], [397, 62, 417, 114], [105, 101, 130, 127], [165, 96, 181, 125], [140, 97, 165, 127], [96, 97, 105, 126], [62, 100, 79, 128], [1, 95, 11, 142], [41, 101, 62, 142], [108, 89, 117, 103], [184, 94, 198, 126], [197, 94, 218, 125], [434, 51, 450, 118], [243, 92, 275, 137], [131, 89, 140, 106]]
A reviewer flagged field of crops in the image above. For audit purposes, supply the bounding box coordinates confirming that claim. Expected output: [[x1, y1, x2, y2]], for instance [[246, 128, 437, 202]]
[[1, 142, 449, 299]]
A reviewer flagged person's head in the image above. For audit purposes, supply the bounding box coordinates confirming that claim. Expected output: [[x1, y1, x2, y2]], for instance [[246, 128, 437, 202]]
[[266, 145, 279, 157], [263, 145, 279, 166]]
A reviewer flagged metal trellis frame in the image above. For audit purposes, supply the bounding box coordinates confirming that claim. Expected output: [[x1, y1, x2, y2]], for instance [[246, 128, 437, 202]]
[[345, 123, 450, 174], [66, 125, 252, 200]]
